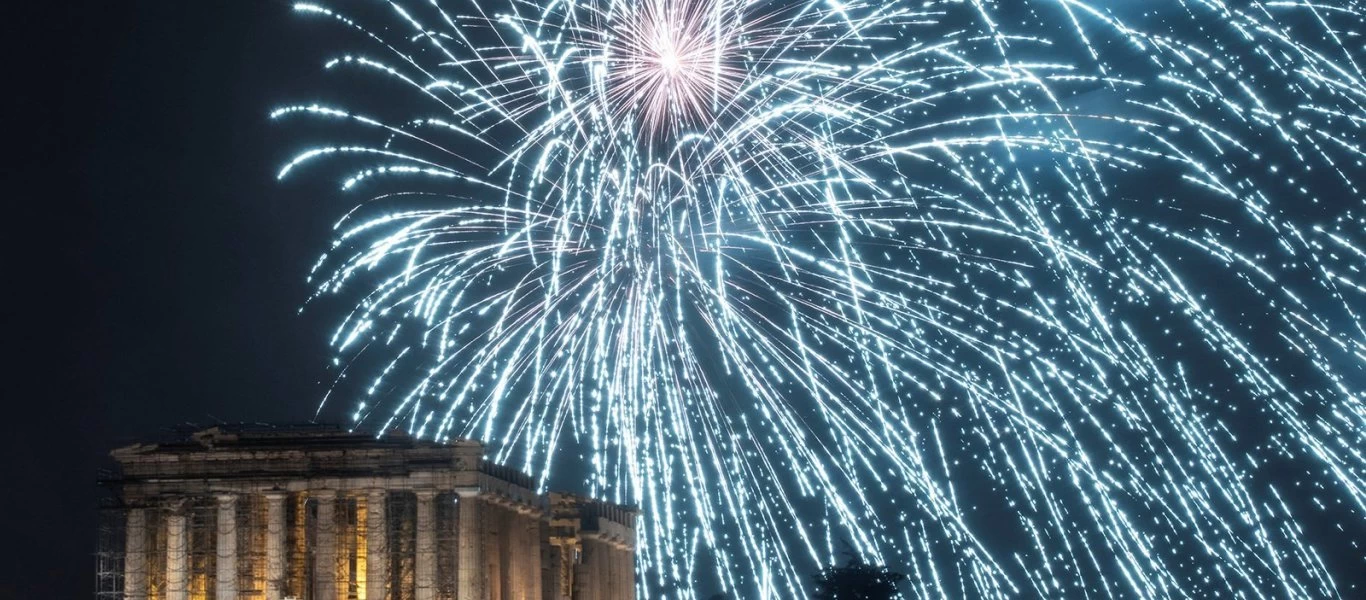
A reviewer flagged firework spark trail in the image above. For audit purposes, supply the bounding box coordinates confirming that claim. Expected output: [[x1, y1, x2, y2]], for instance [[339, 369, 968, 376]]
[[277, 0, 1366, 597]]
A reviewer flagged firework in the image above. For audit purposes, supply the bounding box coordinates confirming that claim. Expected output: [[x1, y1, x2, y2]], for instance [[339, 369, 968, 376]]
[[601, 0, 743, 134], [277, 0, 1366, 597]]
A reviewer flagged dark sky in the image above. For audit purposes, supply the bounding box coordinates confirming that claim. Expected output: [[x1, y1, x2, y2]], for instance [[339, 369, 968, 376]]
[[9, 2, 334, 597]]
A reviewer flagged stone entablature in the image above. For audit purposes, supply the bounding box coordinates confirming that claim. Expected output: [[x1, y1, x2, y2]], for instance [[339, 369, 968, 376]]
[[104, 425, 636, 600]]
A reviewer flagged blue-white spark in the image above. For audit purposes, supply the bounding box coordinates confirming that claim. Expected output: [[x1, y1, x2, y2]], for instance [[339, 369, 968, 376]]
[[277, 0, 1366, 597]]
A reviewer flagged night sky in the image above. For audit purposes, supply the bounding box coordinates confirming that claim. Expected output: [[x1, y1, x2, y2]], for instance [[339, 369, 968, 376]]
[[7, 1, 1366, 598], [10, 2, 339, 597]]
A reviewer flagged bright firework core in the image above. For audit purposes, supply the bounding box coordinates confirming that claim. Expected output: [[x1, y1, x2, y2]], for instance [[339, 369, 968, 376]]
[[605, 1, 740, 135]]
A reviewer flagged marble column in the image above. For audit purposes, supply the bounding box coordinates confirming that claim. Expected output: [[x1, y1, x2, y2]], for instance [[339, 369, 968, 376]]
[[524, 512, 542, 600], [603, 545, 614, 600], [625, 543, 633, 600], [606, 544, 618, 600], [456, 492, 485, 600], [123, 508, 148, 600], [540, 543, 557, 600], [615, 546, 626, 600], [263, 492, 287, 600], [165, 506, 189, 600], [415, 490, 437, 600], [612, 546, 620, 600], [493, 506, 508, 600], [606, 546, 617, 600], [602, 543, 612, 600], [594, 543, 605, 600], [215, 494, 239, 599], [613, 544, 624, 600], [606, 545, 617, 600], [366, 490, 388, 600], [579, 541, 599, 600], [313, 490, 339, 600], [505, 509, 523, 600]]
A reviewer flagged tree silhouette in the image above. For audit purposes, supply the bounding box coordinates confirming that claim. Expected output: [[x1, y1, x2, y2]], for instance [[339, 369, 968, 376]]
[[811, 556, 907, 600]]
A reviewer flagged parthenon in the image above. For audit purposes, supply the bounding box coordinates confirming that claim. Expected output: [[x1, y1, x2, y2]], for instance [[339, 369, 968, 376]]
[[99, 425, 637, 600]]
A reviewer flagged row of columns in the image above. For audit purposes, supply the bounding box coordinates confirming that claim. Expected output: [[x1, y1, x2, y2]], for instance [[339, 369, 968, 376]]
[[123, 490, 566, 600], [123, 491, 365, 600], [574, 539, 635, 600], [476, 494, 545, 600]]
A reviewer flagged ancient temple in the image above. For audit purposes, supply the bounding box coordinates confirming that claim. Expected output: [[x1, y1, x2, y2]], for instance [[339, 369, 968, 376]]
[[99, 425, 636, 600]]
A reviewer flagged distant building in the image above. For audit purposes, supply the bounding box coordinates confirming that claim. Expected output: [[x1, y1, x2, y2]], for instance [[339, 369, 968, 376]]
[[97, 425, 637, 600]]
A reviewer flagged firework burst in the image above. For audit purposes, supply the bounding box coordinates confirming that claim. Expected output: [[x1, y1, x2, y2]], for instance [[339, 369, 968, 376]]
[[601, 0, 743, 133], [277, 0, 1366, 597]]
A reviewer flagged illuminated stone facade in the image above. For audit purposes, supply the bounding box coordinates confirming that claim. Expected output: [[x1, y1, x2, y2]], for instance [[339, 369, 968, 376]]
[[105, 426, 636, 600]]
